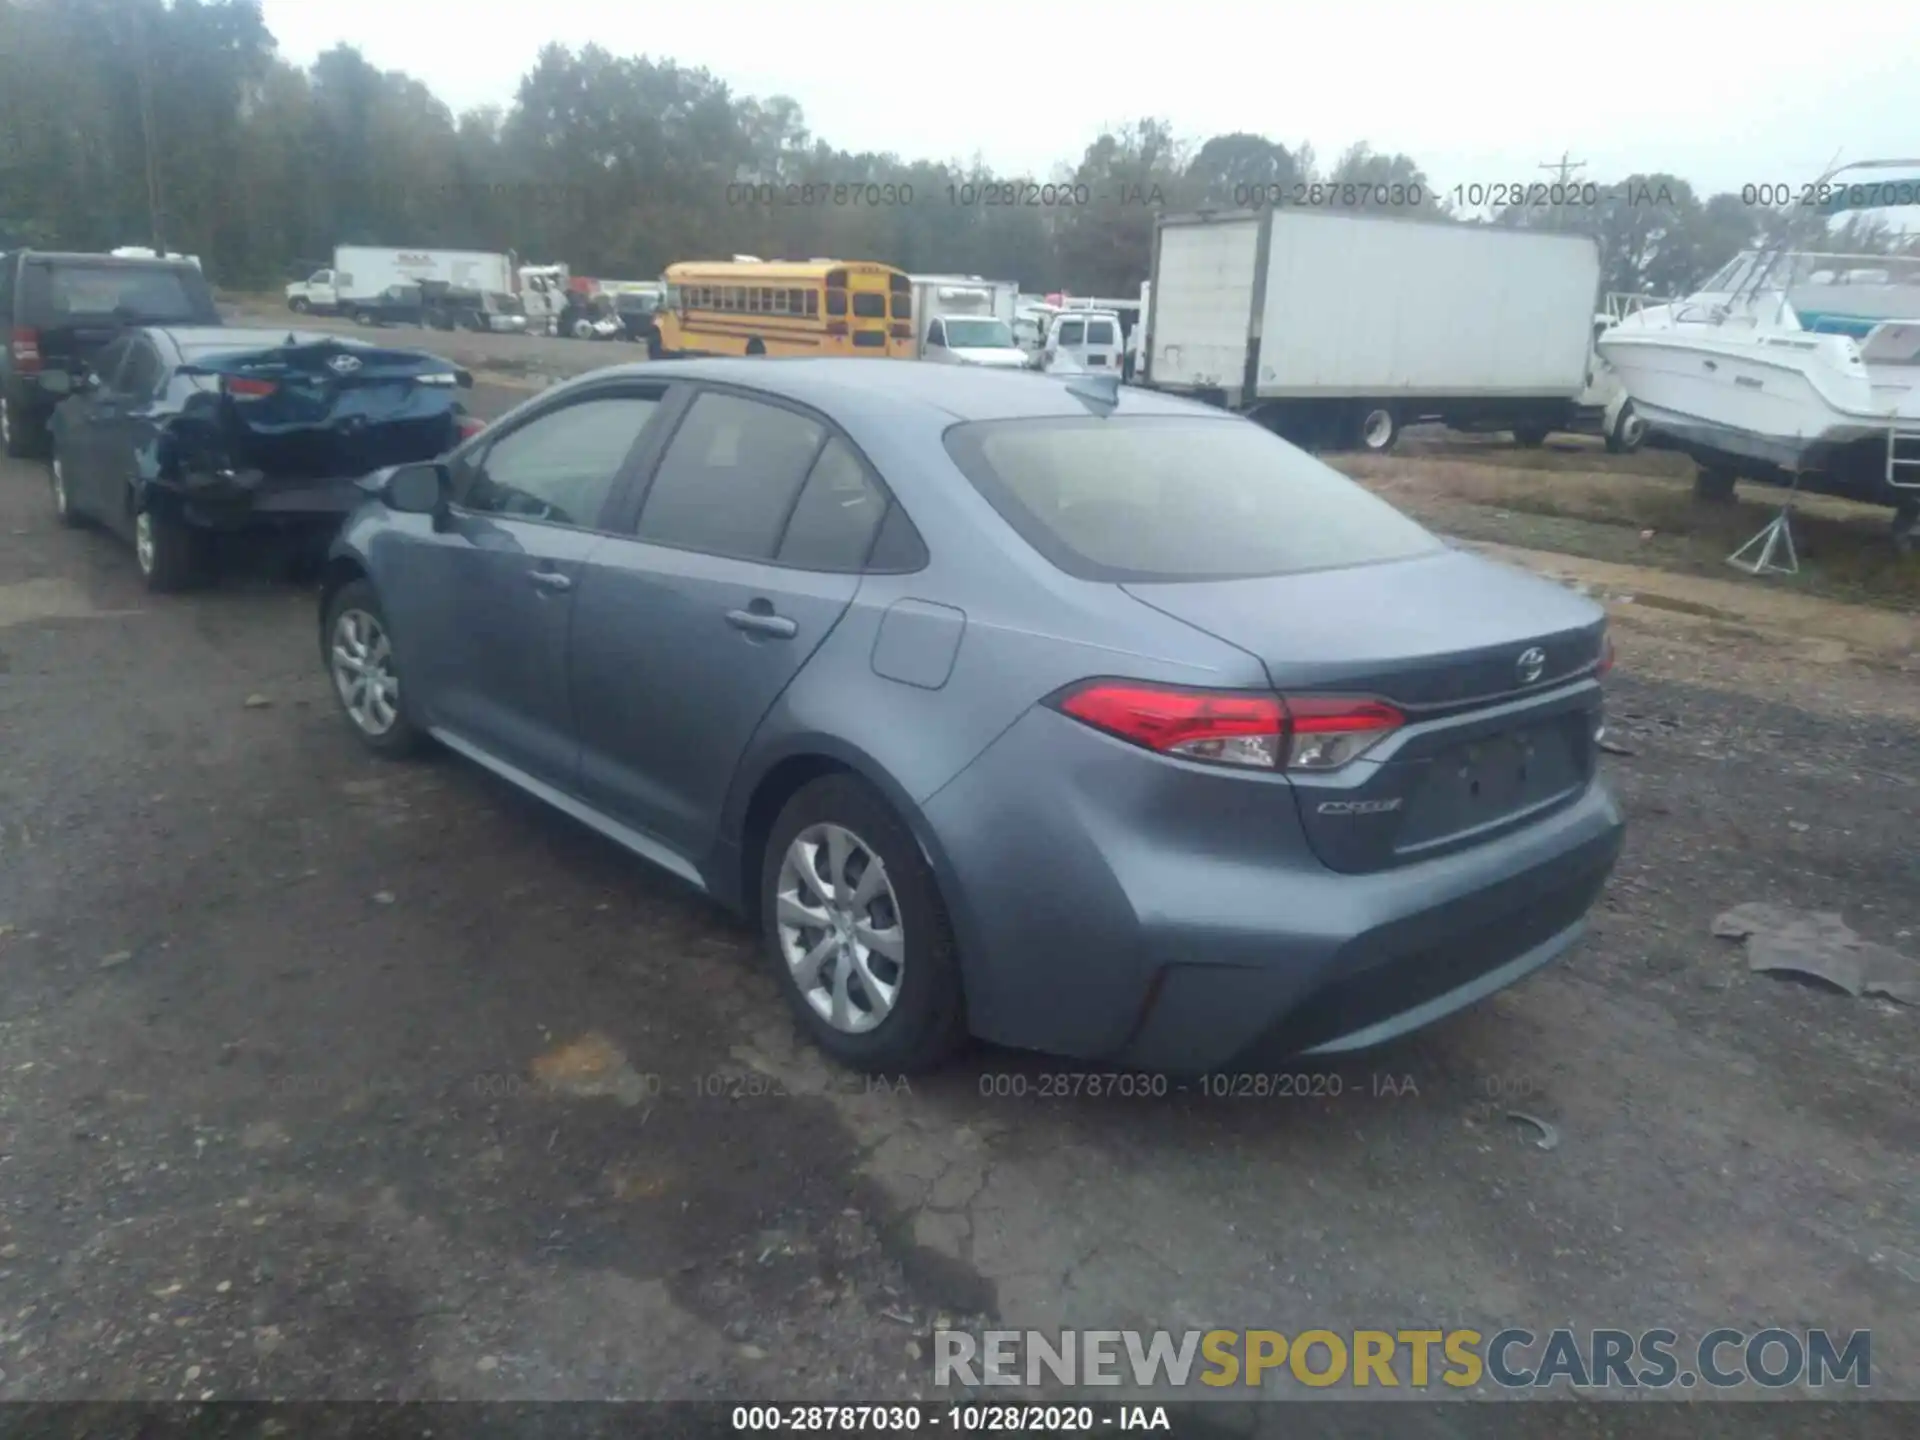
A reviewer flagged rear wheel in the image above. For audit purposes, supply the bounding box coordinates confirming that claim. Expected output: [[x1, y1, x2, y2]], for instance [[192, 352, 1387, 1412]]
[[1605, 400, 1647, 454], [760, 775, 968, 1073], [745, 338, 767, 356], [1694, 466, 1738, 504], [133, 507, 208, 592], [353, 308, 377, 326], [1512, 422, 1551, 448], [3, 389, 45, 459], [1355, 405, 1398, 454], [288, 296, 311, 314], [324, 579, 427, 757]]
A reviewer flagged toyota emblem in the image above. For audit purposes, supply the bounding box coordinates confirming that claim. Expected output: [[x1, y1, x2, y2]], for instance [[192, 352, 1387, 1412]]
[[1516, 646, 1547, 685], [326, 353, 362, 375]]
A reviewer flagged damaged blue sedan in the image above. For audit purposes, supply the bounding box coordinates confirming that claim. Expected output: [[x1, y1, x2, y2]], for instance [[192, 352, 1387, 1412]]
[[46, 326, 483, 591]]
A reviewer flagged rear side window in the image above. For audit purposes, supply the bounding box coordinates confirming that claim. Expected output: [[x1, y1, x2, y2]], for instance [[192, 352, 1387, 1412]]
[[1086, 320, 1116, 345], [943, 416, 1441, 582], [776, 437, 888, 571], [25, 263, 212, 324], [636, 392, 825, 559]]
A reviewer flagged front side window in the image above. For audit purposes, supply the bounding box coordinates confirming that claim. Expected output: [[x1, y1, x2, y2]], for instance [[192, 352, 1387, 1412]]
[[634, 392, 826, 560], [458, 395, 662, 528], [944, 416, 1441, 583]]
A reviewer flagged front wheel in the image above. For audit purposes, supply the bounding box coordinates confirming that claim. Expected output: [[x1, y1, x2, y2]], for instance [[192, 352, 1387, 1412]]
[[288, 296, 312, 314], [760, 775, 968, 1073], [49, 446, 84, 527], [324, 579, 427, 757], [353, 308, 377, 326], [133, 507, 208, 592]]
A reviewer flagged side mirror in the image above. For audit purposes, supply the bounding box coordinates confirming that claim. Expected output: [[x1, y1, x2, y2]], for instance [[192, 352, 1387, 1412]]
[[381, 461, 450, 516]]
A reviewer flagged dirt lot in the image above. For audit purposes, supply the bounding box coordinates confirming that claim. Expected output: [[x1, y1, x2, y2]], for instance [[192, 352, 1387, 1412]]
[[0, 377, 1915, 1420]]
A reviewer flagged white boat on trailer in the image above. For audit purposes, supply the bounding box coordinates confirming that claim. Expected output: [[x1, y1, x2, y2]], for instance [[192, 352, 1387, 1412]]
[[1596, 159, 1920, 548]]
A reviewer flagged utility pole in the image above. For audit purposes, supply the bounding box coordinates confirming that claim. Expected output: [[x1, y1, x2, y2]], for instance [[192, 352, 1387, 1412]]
[[1539, 151, 1586, 231], [133, 12, 165, 253]]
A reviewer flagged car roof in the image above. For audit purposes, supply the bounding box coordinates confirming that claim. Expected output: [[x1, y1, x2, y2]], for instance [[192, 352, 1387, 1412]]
[[17, 250, 202, 271], [600, 357, 1208, 422]]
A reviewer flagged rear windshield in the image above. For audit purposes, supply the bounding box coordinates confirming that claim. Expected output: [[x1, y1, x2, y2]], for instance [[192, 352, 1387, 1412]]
[[25, 262, 213, 324], [943, 416, 1442, 582], [851, 293, 887, 319], [1085, 320, 1116, 345]]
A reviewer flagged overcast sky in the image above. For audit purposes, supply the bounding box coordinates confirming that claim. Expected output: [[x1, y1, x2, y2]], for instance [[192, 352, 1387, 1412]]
[[258, 0, 1919, 202]]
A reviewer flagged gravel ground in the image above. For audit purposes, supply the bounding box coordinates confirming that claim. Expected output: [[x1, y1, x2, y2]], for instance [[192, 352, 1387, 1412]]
[[0, 382, 1915, 1420]]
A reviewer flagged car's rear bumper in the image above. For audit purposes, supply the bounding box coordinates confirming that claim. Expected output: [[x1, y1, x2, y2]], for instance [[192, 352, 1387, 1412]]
[[167, 473, 369, 529], [921, 705, 1625, 1074]]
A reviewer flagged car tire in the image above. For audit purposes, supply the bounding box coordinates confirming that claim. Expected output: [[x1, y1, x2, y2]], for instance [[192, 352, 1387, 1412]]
[[3, 389, 45, 459], [133, 507, 207, 592], [1512, 423, 1551, 448], [760, 774, 969, 1074], [288, 297, 311, 314], [49, 445, 84, 527], [323, 579, 428, 758], [353, 308, 376, 326], [745, 338, 767, 356]]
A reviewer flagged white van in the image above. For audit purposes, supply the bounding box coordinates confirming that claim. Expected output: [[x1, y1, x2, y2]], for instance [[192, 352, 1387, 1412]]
[[1042, 310, 1123, 374]]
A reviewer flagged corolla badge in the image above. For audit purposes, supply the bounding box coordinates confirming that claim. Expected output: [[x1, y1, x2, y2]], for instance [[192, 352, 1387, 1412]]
[[326, 354, 362, 375], [1516, 646, 1547, 685]]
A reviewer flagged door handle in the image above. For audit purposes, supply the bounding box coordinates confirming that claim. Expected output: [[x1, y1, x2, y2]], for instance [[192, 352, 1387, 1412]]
[[726, 607, 798, 639], [527, 568, 572, 593]]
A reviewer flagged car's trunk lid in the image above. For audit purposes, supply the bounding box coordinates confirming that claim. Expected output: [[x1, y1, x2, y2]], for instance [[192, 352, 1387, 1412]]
[[1123, 547, 1608, 873], [173, 338, 470, 481]]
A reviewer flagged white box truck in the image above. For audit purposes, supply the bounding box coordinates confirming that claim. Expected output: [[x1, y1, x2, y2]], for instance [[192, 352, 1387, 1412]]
[[286, 247, 517, 315], [1140, 210, 1602, 452], [909, 275, 1027, 366]]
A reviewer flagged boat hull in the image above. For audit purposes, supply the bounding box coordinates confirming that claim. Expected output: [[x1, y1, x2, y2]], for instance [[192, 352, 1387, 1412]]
[[1598, 325, 1919, 504]]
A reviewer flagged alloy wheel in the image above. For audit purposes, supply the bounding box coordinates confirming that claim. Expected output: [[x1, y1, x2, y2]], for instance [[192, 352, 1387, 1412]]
[[50, 453, 68, 517], [330, 608, 400, 736], [134, 512, 156, 575], [774, 823, 905, 1034]]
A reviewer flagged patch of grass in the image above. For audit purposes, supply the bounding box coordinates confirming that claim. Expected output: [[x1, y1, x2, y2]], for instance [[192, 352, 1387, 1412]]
[[1339, 453, 1920, 612]]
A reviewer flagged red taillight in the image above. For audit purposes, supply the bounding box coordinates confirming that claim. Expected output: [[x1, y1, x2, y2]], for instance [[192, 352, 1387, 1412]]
[[826, 320, 849, 337], [10, 326, 41, 374], [225, 376, 277, 399], [1280, 695, 1404, 772], [457, 414, 488, 439], [1055, 682, 1404, 773], [1596, 633, 1616, 678]]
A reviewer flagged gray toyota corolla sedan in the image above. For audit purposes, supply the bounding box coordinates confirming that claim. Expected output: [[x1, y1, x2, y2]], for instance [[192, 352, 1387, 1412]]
[[317, 358, 1624, 1074]]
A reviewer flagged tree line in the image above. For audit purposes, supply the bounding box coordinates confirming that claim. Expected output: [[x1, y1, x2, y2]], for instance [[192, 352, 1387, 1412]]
[[3, 0, 1913, 301]]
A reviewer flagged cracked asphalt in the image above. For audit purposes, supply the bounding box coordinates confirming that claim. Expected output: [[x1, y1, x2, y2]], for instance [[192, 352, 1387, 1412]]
[[0, 374, 1916, 1420]]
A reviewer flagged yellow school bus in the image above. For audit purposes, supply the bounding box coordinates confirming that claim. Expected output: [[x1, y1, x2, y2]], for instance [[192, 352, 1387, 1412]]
[[656, 260, 912, 358]]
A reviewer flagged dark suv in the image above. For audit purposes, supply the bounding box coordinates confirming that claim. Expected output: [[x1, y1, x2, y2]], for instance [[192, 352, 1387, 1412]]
[[1, 250, 220, 457]]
